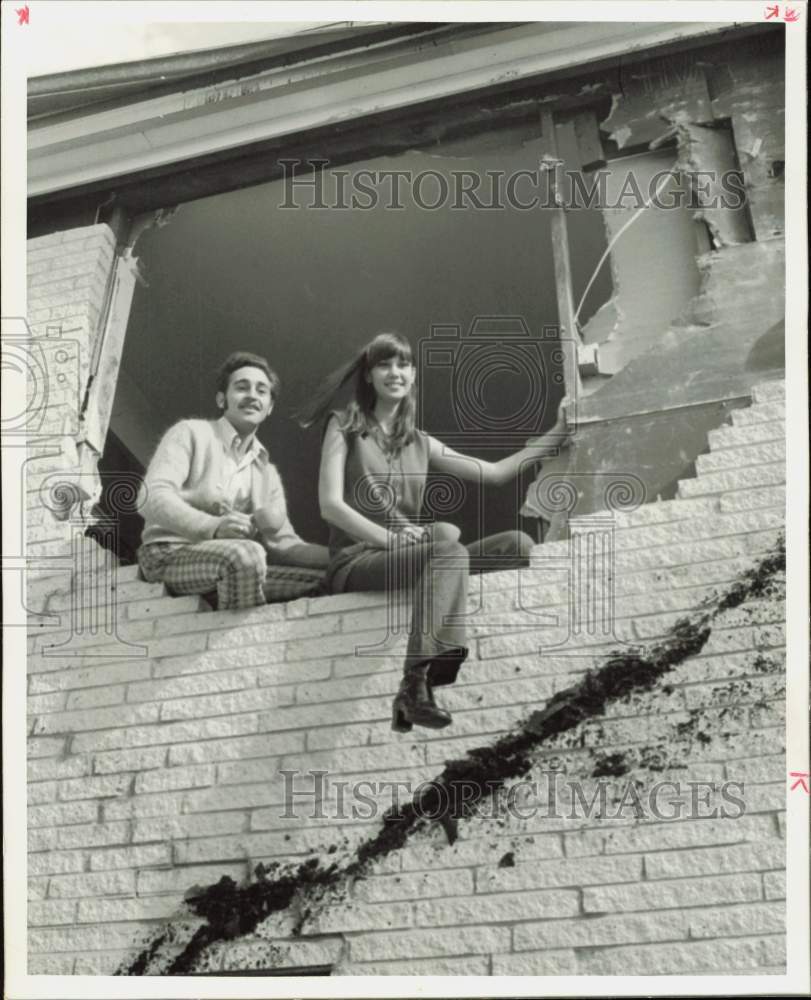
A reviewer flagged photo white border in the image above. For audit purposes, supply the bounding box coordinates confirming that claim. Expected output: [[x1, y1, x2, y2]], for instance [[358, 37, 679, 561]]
[[3, 2, 808, 997]]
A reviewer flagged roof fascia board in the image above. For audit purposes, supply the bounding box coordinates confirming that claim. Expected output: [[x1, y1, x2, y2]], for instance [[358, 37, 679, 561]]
[[29, 20, 745, 199], [27, 22, 461, 122]]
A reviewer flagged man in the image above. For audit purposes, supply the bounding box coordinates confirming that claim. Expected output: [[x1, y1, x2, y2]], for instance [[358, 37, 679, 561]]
[[137, 351, 328, 609]]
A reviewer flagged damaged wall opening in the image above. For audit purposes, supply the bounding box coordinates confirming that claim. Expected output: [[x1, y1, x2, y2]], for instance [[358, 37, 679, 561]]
[[103, 113, 616, 560], [62, 28, 772, 562]]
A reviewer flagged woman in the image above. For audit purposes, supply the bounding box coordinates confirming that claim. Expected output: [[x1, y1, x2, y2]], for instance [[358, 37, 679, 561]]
[[299, 332, 570, 733]]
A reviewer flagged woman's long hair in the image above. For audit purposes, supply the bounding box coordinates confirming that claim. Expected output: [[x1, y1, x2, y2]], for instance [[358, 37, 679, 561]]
[[297, 332, 417, 455]]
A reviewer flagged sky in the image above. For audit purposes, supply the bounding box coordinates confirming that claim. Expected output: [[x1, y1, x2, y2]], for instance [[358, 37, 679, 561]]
[[19, 5, 338, 77]]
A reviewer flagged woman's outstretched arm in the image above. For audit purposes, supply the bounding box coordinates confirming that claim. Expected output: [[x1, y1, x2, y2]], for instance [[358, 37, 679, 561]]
[[427, 396, 572, 487], [319, 416, 397, 549]]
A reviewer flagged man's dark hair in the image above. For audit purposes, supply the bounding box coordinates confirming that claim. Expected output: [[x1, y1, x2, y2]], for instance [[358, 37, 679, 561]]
[[216, 351, 280, 400]]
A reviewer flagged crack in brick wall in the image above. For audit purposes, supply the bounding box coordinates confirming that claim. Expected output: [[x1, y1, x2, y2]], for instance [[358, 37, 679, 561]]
[[118, 536, 785, 974]]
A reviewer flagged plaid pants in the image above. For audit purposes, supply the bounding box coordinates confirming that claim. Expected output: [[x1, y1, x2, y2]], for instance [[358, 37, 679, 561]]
[[137, 541, 323, 609]]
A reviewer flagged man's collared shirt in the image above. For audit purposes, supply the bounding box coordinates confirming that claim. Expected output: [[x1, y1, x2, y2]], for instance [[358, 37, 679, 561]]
[[213, 415, 265, 513]]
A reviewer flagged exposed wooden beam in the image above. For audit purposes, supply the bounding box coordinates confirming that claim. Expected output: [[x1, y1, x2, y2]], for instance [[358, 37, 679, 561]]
[[28, 21, 763, 199]]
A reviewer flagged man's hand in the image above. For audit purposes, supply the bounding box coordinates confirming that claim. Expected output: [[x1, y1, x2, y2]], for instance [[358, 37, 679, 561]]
[[214, 512, 254, 539]]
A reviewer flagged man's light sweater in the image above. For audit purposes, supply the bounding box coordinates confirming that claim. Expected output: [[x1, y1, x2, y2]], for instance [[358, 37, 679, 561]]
[[138, 418, 302, 557]]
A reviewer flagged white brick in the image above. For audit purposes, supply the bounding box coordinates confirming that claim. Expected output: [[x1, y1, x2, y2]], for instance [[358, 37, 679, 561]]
[[29, 920, 157, 953], [103, 789, 186, 821], [58, 773, 133, 800], [167, 730, 304, 766], [126, 594, 203, 620], [134, 764, 215, 794], [29, 899, 78, 925], [33, 618, 154, 655], [415, 887, 579, 927], [256, 697, 393, 733], [332, 653, 403, 679], [738, 782, 784, 813], [153, 599, 288, 634], [28, 954, 76, 974], [28, 780, 57, 804], [731, 400, 785, 425], [28, 690, 68, 714], [682, 673, 785, 711], [276, 742, 425, 781], [616, 507, 783, 555], [159, 685, 294, 722], [564, 812, 776, 858], [354, 868, 475, 903], [763, 870, 785, 900], [137, 862, 246, 896], [349, 955, 489, 975], [308, 590, 387, 616], [29, 660, 150, 707], [476, 853, 642, 893], [400, 831, 564, 872], [48, 869, 135, 899], [492, 950, 577, 975], [304, 899, 414, 934], [349, 925, 510, 962], [173, 823, 376, 865], [76, 895, 178, 923], [65, 684, 126, 709], [709, 419, 784, 450], [294, 670, 396, 705], [55, 820, 131, 850], [645, 839, 784, 879], [514, 909, 689, 951], [127, 668, 260, 704], [28, 850, 86, 876], [132, 810, 245, 844], [724, 753, 785, 784], [28, 799, 98, 827], [152, 643, 286, 679], [183, 782, 285, 814], [719, 484, 785, 513], [751, 380, 785, 403], [213, 936, 343, 972], [92, 746, 168, 774], [583, 871, 762, 913], [74, 951, 134, 975], [206, 614, 339, 650], [679, 462, 785, 498], [689, 900, 785, 938], [576, 934, 781, 975], [259, 659, 332, 687], [139, 632, 209, 659], [31, 701, 160, 736], [287, 628, 406, 662], [88, 842, 172, 871], [27, 735, 68, 758], [72, 711, 258, 753]]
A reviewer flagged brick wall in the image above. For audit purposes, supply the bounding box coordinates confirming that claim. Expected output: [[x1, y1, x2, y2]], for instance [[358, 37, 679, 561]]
[[25, 225, 118, 564], [25, 379, 786, 976]]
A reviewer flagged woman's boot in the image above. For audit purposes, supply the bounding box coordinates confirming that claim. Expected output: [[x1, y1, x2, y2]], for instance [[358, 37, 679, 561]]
[[391, 663, 452, 732]]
